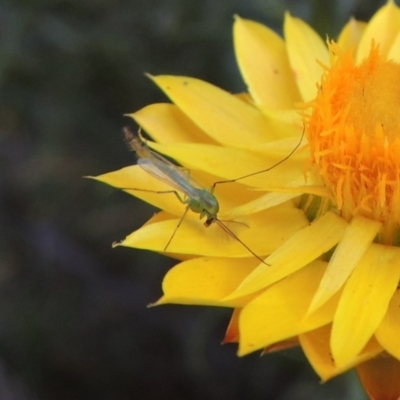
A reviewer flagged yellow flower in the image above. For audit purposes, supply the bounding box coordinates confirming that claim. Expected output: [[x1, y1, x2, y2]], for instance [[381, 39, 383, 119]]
[[95, 1, 400, 398]]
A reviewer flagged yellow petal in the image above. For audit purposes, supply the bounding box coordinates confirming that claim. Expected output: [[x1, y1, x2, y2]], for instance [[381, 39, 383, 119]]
[[224, 179, 330, 219], [156, 257, 259, 307], [238, 260, 338, 356], [146, 139, 305, 189], [331, 244, 400, 368], [223, 308, 241, 343], [300, 324, 383, 381], [119, 203, 309, 258], [284, 12, 329, 102], [234, 92, 254, 104], [233, 16, 300, 111], [224, 191, 302, 218], [93, 164, 256, 218], [357, 354, 400, 400], [308, 216, 381, 315], [224, 212, 348, 300], [90, 166, 185, 217], [129, 103, 216, 144], [375, 290, 400, 361], [261, 338, 299, 354], [337, 18, 366, 52], [149, 75, 276, 147], [357, 0, 400, 61], [387, 32, 400, 63]]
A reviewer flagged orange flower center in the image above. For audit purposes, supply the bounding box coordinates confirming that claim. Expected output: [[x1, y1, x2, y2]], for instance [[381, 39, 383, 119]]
[[308, 42, 400, 244]]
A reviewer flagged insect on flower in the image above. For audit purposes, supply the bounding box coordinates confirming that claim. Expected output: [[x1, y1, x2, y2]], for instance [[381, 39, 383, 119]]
[[122, 127, 274, 264], [122, 126, 303, 264]]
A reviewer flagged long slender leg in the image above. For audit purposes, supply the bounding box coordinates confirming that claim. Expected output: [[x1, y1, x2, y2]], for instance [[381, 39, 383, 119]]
[[164, 205, 190, 251], [119, 187, 185, 203], [121, 187, 191, 251]]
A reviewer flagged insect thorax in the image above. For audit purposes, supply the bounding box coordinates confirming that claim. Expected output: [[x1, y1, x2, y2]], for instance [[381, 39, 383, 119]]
[[188, 189, 219, 218]]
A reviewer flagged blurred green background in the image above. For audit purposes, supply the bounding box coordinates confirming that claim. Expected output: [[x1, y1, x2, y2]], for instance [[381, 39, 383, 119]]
[[0, 0, 385, 399]]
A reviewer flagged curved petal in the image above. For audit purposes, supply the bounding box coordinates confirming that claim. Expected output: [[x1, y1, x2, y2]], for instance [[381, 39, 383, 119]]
[[223, 308, 241, 343], [234, 16, 300, 111], [308, 216, 381, 315], [357, 0, 400, 61], [90, 166, 186, 217], [387, 32, 400, 63], [146, 139, 306, 189], [156, 257, 259, 307], [375, 290, 400, 361], [284, 12, 329, 102], [331, 244, 400, 368], [224, 212, 348, 300], [224, 180, 329, 219], [118, 203, 309, 258], [357, 355, 400, 400], [300, 325, 382, 381], [238, 260, 338, 356], [129, 103, 217, 144], [93, 165, 259, 217], [337, 18, 366, 52], [261, 338, 299, 354], [225, 191, 302, 218], [150, 75, 278, 146]]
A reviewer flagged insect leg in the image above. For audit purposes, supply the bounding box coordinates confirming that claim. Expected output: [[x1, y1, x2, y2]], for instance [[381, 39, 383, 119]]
[[119, 188, 186, 203], [164, 205, 191, 251]]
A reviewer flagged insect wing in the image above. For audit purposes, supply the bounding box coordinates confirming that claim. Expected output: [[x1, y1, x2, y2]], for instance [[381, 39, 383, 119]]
[[137, 158, 201, 201]]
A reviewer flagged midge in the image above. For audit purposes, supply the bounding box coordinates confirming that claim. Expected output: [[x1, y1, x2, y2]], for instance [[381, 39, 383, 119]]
[[122, 127, 268, 264], [122, 126, 303, 263]]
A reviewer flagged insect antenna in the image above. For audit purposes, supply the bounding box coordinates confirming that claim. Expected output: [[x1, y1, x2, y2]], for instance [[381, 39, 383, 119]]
[[213, 218, 269, 265], [211, 125, 305, 192]]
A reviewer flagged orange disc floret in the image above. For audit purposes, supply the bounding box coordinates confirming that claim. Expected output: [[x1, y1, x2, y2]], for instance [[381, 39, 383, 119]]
[[307, 42, 400, 244]]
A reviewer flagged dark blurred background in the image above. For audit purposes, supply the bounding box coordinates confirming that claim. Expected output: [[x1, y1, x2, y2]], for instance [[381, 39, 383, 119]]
[[0, 0, 385, 399]]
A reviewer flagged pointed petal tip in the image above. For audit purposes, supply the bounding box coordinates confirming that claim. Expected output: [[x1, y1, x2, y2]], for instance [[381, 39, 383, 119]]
[[238, 343, 256, 357], [221, 291, 246, 303], [84, 174, 108, 183], [222, 327, 240, 344], [261, 338, 299, 354], [112, 240, 123, 248], [147, 299, 162, 308], [305, 297, 325, 318], [221, 336, 238, 345], [284, 10, 292, 19]]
